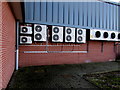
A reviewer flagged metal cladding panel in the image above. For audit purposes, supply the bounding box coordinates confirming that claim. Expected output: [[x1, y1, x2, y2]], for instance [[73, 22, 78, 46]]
[[64, 2, 69, 25], [74, 2, 79, 25], [87, 2, 92, 27], [58, 2, 64, 24], [109, 4, 111, 30], [34, 2, 41, 21], [117, 6, 119, 31], [99, 2, 103, 29], [103, 3, 107, 30], [106, 4, 110, 28], [78, 2, 83, 26], [83, 2, 87, 27], [95, 2, 100, 28], [91, 2, 96, 28], [41, 2, 47, 22], [114, 5, 117, 31], [69, 2, 74, 25], [25, 2, 34, 20], [119, 6, 120, 31], [24, 1, 119, 31], [53, 2, 58, 23], [47, 2, 52, 23]]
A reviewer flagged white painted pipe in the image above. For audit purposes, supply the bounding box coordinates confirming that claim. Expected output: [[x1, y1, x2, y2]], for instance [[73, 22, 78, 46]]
[[16, 21, 19, 70], [16, 49, 19, 70]]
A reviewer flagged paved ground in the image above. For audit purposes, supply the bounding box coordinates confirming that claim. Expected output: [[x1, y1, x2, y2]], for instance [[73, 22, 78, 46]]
[[7, 61, 120, 89]]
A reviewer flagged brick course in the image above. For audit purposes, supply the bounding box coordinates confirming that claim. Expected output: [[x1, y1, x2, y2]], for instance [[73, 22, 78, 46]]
[[19, 41, 116, 67]]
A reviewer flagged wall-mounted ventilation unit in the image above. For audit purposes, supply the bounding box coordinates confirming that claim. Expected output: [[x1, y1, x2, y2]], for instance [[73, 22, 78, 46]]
[[118, 32, 120, 41], [109, 31, 117, 41], [34, 24, 47, 41], [20, 36, 32, 44], [20, 26, 32, 34], [65, 27, 75, 43], [115, 32, 118, 41], [90, 29, 103, 41], [102, 30, 110, 41], [76, 28, 86, 43], [52, 26, 63, 42]]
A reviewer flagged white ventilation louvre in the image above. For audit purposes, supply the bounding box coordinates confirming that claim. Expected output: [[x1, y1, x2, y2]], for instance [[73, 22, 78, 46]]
[[65, 27, 75, 43], [20, 26, 32, 34], [90, 29, 103, 41], [118, 32, 120, 41], [90, 29, 118, 41], [76, 28, 86, 43], [109, 31, 118, 41], [52, 26, 63, 42], [20, 36, 32, 44], [34, 24, 47, 41], [102, 30, 110, 41]]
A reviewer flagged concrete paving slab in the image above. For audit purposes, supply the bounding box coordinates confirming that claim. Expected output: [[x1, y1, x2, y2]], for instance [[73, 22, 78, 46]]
[[7, 61, 120, 89]]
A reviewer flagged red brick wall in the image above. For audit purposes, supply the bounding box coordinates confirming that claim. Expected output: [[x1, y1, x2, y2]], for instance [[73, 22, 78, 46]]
[[0, 2, 15, 89], [116, 42, 120, 59], [0, 2, 2, 89], [19, 40, 116, 67]]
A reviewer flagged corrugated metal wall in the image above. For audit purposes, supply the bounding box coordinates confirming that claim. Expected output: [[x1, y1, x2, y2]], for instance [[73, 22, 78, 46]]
[[118, 6, 120, 31], [24, 0, 119, 31]]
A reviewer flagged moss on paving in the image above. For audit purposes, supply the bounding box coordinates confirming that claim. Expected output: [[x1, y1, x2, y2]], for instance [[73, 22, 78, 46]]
[[83, 70, 120, 88]]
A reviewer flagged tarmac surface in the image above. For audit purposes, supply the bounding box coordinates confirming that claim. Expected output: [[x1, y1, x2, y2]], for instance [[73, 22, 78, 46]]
[[7, 61, 120, 89]]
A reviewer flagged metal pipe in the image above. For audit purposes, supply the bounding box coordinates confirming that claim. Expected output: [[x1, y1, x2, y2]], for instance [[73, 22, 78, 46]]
[[23, 51, 88, 53], [19, 45, 83, 46], [15, 21, 19, 70]]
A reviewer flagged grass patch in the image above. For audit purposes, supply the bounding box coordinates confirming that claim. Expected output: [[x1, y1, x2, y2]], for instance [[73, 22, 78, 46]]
[[83, 70, 120, 88]]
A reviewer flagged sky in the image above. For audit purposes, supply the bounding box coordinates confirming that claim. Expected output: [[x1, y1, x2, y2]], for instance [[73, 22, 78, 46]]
[[109, 0, 120, 2], [1, 0, 120, 3]]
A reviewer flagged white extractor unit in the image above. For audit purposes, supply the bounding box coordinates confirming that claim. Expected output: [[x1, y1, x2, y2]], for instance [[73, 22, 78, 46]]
[[20, 36, 32, 44], [102, 30, 110, 41], [76, 28, 86, 43], [20, 26, 32, 34], [90, 29, 103, 41], [34, 24, 47, 41], [65, 27, 75, 43], [52, 26, 63, 42], [118, 32, 120, 41], [109, 31, 118, 41]]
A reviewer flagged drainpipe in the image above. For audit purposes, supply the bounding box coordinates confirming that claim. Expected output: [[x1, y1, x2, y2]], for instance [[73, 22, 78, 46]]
[[16, 21, 19, 70]]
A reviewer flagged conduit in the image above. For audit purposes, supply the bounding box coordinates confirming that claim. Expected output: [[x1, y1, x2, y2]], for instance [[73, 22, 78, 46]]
[[15, 21, 19, 70]]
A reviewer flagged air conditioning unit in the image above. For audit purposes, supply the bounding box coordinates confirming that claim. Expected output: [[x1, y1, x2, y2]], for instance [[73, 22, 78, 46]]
[[20, 26, 32, 34], [118, 32, 120, 41], [76, 28, 86, 43], [90, 29, 103, 41], [52, 26, 63, 42], [109, 31, 117, 41], [34, 24, 47, 41], [102, 30, 110, 41], [65, 27, 75, 43], [20, 36, 32, 44], [114, 31, 118, 41]]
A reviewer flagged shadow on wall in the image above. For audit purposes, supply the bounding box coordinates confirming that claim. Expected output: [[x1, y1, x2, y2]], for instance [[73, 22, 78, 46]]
[[116, 44, 120, 60], [116, 55, 120, 60]]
